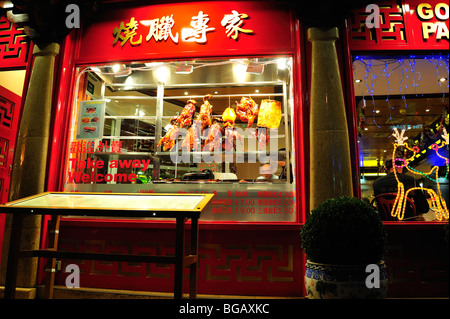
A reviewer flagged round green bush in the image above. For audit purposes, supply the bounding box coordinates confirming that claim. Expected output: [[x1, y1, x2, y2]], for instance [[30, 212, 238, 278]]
[[300, 196, 387, 265]]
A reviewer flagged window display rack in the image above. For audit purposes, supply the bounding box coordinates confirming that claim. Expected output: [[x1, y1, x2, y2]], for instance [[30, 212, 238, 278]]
[[66, 57, 297, 223], [101, 79, 292, 182]]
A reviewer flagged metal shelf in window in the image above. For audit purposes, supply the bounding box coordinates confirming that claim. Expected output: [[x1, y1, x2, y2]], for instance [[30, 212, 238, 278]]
[[101, 79, 291, 182]]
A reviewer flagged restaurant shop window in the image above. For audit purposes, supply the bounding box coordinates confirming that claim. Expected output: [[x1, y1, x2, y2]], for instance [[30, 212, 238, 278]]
[[353, 54, 449, 222], [63, 56, 297, 222]]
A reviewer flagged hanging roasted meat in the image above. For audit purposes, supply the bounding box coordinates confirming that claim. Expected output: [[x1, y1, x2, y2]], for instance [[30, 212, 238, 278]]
[[224, 127, 243, 152], [181, 122, 202, 151], [157, 116, 179, 151], [236, 97, 259, 127], [203, 119, 223, 152], [180, 126, 194, 150], [183, 94, 213, 151], [257, 99, 282, 128], [195, 94, 213, 129], [251, 128, 270, 150], [175, 99, 197, 128]]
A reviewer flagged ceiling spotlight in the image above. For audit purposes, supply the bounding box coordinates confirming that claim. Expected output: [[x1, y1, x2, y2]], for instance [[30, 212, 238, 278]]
[[0, 1, 14, 9], [112, 64, 121, 73], [277, 58, 287, 70], [233, 63, 247, 82], [426, 109, 430, 112], [156, 66, 170, 84], [439, 77, 448, 82], [355, 79, 362, 83], [112, 64, 131, 77]]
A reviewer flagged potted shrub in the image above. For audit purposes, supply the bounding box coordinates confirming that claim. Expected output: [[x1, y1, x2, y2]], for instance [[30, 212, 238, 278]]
[[300, 196, 388, 299]]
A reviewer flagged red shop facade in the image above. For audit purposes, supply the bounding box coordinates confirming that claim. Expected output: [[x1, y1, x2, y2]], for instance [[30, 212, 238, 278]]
[[1, 0, 448, 298], [346, 0, 449, 298], [44, 0, 308, 298]]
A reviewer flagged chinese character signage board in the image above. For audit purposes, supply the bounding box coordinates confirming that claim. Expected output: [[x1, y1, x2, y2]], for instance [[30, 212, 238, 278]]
[[76, 100, 106, 140], [76, 1, 293, 63]]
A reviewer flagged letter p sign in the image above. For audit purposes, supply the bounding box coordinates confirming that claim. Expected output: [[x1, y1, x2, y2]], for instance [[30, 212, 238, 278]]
[[65, 264, 80, 288]]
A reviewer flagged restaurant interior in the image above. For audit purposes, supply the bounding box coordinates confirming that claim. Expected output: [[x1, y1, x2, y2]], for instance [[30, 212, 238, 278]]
[[353, 55, 449, 212]]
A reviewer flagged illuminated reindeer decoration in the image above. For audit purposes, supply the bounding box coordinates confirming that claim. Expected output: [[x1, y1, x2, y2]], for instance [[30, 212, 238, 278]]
[[390, 127, 449, 221]]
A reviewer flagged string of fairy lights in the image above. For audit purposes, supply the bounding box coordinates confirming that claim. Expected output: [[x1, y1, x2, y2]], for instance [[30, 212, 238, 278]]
[[354, 54, 449, 130]]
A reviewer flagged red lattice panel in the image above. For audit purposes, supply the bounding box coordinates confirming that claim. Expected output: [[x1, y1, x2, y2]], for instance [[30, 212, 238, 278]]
[[348, 0, 407, 49], [0, 137, 8, 168], [0, 95, 14, 128], [54, 226, 303, 297], [0, 15, 29, 69]]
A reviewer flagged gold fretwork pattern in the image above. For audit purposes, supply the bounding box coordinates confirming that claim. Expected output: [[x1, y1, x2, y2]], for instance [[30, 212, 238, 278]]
[[0, 15, 28, 68], [199, 244, 294, 283], [348, 0, 407, 46], [57, 239, 295, 283], [0, 96, 15, 129], [58, 239, 175, 279], [0, 137, 8, 167]]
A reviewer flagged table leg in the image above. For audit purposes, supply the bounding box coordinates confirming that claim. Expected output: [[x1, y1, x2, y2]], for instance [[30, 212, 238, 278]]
[[4, 214, 24, 299], [43, 215, 61, 299], [189, 217, 199, 299], [174, 217, 185, 299]]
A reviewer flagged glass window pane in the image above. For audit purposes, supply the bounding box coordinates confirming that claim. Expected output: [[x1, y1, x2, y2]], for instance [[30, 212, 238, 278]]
[[64, 57, 297, 222], [353, 55, 449, 222]]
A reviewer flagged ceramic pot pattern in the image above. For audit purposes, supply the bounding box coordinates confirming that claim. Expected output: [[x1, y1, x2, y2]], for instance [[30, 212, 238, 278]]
[[305, 261, 388, 299]]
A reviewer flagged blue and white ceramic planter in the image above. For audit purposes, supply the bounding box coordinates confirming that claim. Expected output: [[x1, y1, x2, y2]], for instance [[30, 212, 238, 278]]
[[305, 261, 388, 299]]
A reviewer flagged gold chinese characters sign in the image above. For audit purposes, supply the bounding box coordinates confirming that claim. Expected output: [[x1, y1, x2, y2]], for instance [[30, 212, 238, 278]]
[[113, 10, 254, 47], [75, 2, 293, 63]]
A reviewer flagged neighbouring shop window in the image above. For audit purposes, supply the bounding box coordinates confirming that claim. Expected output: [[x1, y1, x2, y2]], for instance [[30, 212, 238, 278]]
[[353, 54, 449, 222], [64, 57, 297, 222]]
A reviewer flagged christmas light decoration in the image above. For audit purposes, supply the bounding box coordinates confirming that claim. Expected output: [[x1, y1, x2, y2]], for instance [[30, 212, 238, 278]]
[[354, 54, 449, 130], [426, 54, 450, 103], [389, 128, 449, 221]]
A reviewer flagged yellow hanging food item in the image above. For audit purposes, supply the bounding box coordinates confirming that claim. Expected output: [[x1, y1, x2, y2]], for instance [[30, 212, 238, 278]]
[[222, 106, 236, 125], [257, 99, 282, 128]]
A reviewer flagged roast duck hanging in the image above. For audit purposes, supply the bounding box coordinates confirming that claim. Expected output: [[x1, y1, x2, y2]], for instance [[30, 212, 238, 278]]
[[157, 94, 282, 152], [158, 99, 197, 151], [181, 94, 213, 151], [236, 97, 259, 127], [157, 116, 179, 151]]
